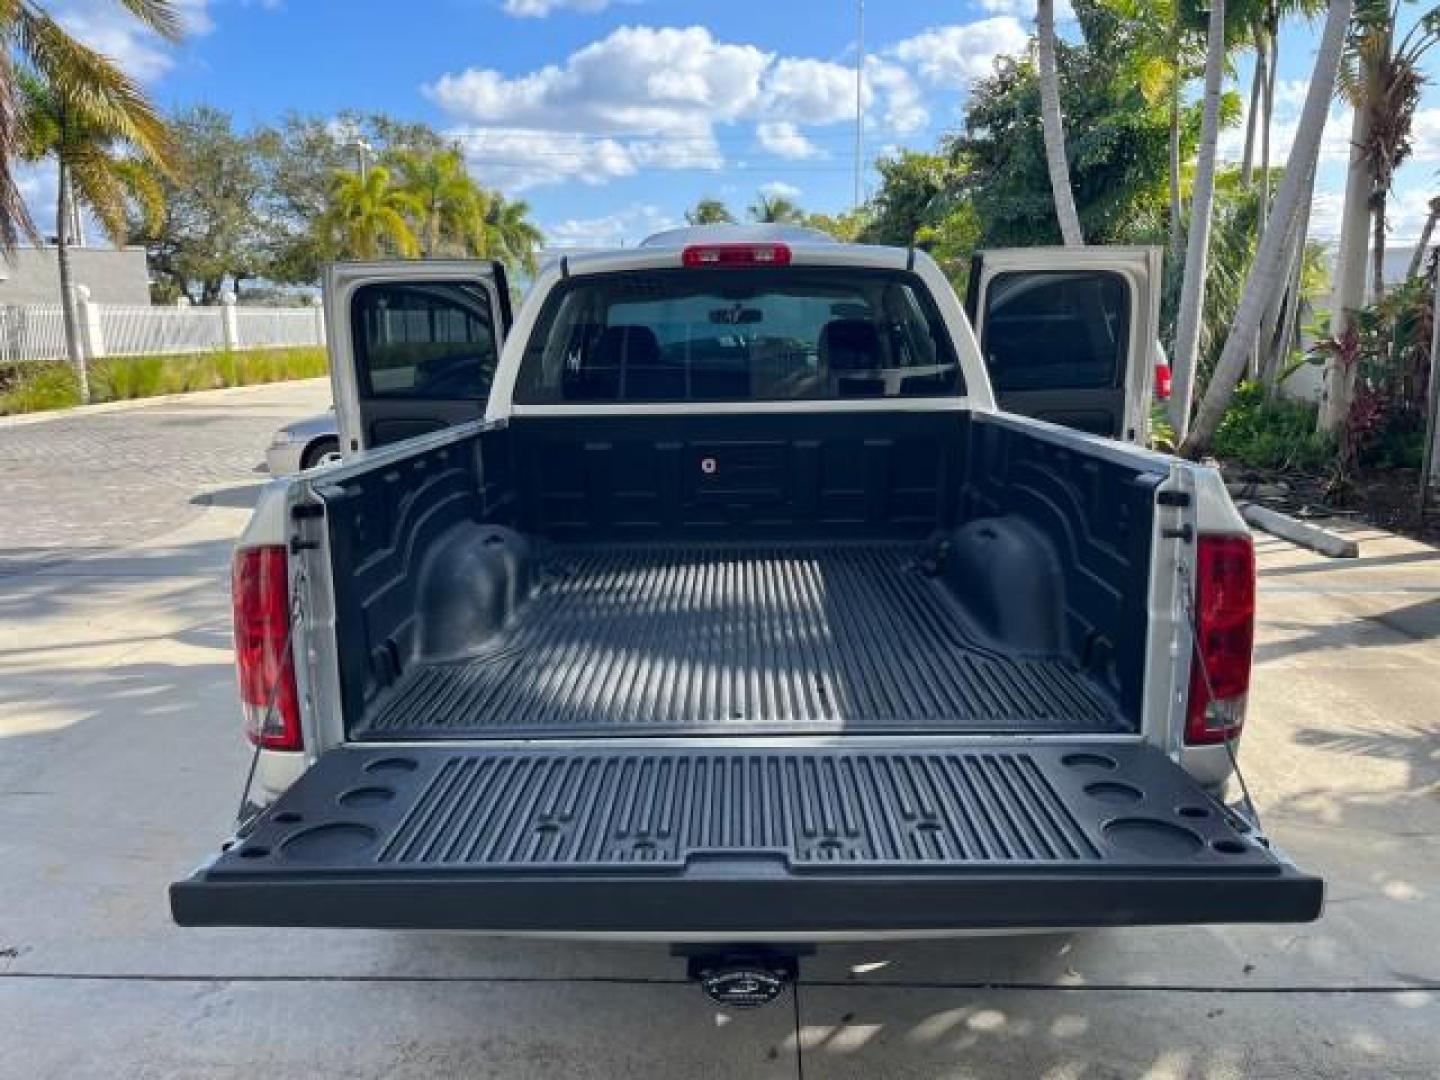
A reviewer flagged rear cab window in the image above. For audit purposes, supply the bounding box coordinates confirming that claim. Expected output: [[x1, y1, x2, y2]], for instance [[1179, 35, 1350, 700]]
[[514, 267, 963, 404]]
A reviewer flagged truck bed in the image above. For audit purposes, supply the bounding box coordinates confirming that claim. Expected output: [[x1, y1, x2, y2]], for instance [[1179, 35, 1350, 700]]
[[355, 542, 1125, 740]]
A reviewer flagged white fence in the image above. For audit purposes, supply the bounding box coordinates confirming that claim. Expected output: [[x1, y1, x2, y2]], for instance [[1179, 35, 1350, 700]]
[[0, 292, 324, 364]]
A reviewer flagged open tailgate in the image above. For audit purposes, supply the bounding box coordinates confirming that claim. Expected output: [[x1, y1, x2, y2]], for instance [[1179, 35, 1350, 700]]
[[172, 743, 1322, 932]]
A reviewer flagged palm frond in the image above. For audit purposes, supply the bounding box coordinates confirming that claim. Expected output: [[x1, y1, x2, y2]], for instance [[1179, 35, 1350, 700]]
[[111, 0, 185, 42], [15, 8, 177, 169]]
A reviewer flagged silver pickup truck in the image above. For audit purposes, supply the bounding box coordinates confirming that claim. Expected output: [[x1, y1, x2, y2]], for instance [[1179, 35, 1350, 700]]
[[172, 226, 1320, 996]]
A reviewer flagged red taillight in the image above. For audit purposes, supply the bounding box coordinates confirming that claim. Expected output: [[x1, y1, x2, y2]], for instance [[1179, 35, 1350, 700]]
[[233, 545, 301, 751], [681, 243, 791, 268], [1154, 361, 1172, 400], [1185, 534, 1255, 745]]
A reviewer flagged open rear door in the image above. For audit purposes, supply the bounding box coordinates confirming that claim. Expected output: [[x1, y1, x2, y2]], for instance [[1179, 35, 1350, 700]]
[[172, 742, 1321, 933], [966, 247, 1161, 442], [324, 260, 512, 453]]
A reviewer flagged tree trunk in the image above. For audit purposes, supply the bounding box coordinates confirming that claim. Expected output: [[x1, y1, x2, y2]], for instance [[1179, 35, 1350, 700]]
[[1182, 0, 1353, 456], [1318, 104, 1374, 434], [1250, 36, 1278, 380], [1370, 190, 1387, 303], [1240, 41, 1263, 186], [1421, 273, 1440, 505], [1168, 75, 1184, 263], [1168, 0, 1227, 440], [1262, 156, 1317, 397], [1258, 29, 1276, 240], [1037, 0, 1084, 247], [1406, 198, 1440, 280], [55, 159, 90, 406]]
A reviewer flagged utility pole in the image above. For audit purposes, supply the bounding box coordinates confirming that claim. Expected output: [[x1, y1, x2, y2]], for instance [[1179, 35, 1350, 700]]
[[854, 0, 865, 208], [351, 138, 373, 182]]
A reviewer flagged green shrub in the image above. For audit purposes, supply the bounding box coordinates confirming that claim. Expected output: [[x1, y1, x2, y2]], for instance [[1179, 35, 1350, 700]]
[[0, 363, 82, 414], [1210, 382, 1334, 472], [0, 347, 327, 415], [93, 355, 167, 401]]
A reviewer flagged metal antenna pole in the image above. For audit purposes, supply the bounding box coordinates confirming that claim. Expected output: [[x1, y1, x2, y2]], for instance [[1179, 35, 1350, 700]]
[[854, 0, 865, 208]]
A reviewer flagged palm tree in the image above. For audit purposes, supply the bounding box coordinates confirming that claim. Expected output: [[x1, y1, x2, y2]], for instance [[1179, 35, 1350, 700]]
[[1037, 0, 1083, 245], [388, 146, 488, 258], [484, 194, 542, 274], [1168, 0, 1228, 439], [1182, 0, 1354, 455], [1319, 0, 1438, 433], [319, 166, 421, 260], [685, 197, 735, 225], [1406, 194, 1440, 280], [17, 72, 171, 404], [1100, 0, 1205, 262], [1343, 1, 1438, 302], [1, 1, 180, 253], [748, 193, 803, 224]]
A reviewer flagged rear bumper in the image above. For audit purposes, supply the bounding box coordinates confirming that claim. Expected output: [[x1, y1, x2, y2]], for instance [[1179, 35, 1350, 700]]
[[172, 743, 1323, 934]]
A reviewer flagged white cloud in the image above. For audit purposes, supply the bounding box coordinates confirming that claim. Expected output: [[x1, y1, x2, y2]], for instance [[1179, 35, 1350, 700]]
[[546, 202, 678, 247], [51, 0, 210, 82], [428, 26, 770, 135], [503, 0, 615, 16], [451, 127, 640, 190], [866, 57, 928, 134], [756, 121, 822, 160], [1217, 106, 1356, 167], [760, 180, 802, 200], [760, 57, 860, 127], [891, 18, 1029, 90], [429, 23, 939, 190], [1306, 188, 1345, 241], [977, 0, 1075, 20], [1388, 185, 1440, 244], [1409, 107, 1440, 162]]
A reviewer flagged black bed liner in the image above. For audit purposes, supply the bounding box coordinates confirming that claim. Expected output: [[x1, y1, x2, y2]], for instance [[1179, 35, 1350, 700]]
[[356, 543, 1126, 740], [172, 743, 1323, 931]]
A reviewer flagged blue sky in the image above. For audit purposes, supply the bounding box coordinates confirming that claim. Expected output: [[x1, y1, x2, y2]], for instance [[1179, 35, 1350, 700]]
[[27, 0, 1440, 250]]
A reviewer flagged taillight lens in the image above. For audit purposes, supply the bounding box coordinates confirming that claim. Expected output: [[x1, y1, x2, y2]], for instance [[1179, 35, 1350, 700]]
[[1185, 534, 1255, 744], [1154, 362, 1173, 400], [233, 545, 301, 751], [681, 243, 791, 268]]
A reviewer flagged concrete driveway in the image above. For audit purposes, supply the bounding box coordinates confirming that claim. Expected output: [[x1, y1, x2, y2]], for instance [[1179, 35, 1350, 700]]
[[1, 380, 1436, 1078]]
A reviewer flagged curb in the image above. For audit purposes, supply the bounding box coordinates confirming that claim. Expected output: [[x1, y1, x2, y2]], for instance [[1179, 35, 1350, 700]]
[[0, 377, 330, 429], [1241, 503, 1360, 559]]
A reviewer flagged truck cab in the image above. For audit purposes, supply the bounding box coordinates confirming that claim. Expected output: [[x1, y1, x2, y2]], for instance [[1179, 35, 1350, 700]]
[[173, 228, 1321, 951]]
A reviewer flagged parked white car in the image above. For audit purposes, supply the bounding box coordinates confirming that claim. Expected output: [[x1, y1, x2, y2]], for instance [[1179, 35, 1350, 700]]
[[265, 411, 340, 474]]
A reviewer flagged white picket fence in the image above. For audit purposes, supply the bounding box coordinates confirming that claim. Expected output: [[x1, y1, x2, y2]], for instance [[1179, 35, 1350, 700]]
[[0, 294, 324, 364]]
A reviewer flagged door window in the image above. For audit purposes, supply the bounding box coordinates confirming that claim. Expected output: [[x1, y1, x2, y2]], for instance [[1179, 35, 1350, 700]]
[[351, 281, 498, 400], [981, 271, 1129, 393]]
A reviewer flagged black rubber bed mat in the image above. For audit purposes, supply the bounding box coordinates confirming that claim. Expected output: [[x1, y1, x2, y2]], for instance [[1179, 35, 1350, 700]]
[[357, 544, 1127, 739], [172, 743, 1323, 931]]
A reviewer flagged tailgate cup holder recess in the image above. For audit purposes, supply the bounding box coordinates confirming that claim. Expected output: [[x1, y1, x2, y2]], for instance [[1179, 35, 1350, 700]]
[[337, 786, 396, 808], [1062, 752, 1117, 771], [1103, 818, 1204, 858], [1084, 781, 1144, 804], [364, 756, 418, 774], [280, 823, 378, 862]]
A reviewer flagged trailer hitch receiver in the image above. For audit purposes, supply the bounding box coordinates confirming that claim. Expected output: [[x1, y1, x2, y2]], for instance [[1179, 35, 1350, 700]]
[[684, 950, 801, 1009]]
